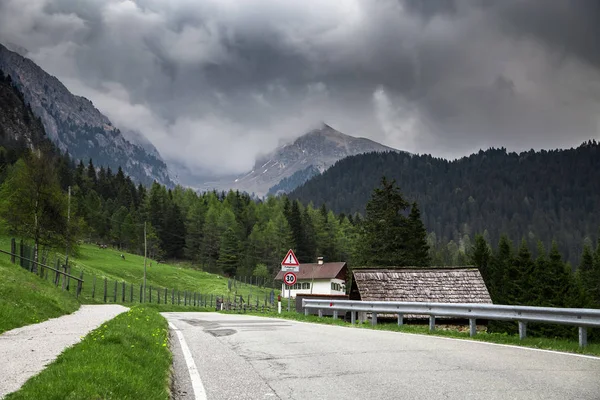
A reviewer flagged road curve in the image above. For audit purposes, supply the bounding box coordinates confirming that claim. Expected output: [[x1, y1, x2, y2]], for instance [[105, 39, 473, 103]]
[[163, 312, 600, 400]]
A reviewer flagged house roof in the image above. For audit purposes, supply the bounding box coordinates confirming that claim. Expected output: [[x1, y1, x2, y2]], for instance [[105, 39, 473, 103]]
[[352, 268, 492, 304], [275, 262, 347, 281]]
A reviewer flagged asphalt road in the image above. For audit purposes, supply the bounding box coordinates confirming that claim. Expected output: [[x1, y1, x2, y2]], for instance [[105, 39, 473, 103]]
[[163, 312, 600, 400]]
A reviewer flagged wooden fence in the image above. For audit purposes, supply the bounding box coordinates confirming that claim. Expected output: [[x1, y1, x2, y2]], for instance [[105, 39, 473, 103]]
[[3, 238, 277, 310], [0, 242, 84, 298]]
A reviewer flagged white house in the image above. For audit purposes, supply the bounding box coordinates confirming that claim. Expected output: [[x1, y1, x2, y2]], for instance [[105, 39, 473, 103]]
[[275, 259, 348, 298]]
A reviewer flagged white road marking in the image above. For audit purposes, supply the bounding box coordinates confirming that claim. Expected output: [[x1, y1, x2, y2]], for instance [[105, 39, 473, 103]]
[[168, 322, 207, 400]]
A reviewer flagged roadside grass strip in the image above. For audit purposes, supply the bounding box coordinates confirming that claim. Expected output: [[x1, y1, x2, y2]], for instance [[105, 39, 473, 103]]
[[0, 257, 80, 334], [5, 306, 171, 400], [223, 310, 600, 357]]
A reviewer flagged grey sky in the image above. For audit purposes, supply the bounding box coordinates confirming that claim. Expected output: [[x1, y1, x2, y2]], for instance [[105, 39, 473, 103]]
[[1, 0, 599, 177]]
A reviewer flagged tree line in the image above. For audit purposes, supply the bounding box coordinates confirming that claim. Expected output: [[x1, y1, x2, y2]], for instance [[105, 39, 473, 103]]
[[289, 142, 600, 266]]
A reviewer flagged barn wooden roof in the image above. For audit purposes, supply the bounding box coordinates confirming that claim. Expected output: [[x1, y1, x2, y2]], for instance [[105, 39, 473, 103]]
[[352, 268, 492, 304], [275, 262, 347, 281]]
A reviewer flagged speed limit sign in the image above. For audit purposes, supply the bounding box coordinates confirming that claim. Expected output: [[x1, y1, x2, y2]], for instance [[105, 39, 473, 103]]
[[283, 272, 297, 286]]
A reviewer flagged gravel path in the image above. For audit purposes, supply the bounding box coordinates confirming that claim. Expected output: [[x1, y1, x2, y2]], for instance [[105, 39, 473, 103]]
[[0, 304, 128, 398]]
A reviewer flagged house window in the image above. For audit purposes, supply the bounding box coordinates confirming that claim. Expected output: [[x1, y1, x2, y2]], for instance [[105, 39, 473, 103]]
[[293, 283, 302, 290], [302, 282, 310, 289]]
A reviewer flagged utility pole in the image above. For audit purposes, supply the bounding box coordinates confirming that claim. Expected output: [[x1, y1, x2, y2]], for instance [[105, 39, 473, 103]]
[[65, 186, 71, 290], [143, 221, 147, 302], [65, 186, 71, 267]]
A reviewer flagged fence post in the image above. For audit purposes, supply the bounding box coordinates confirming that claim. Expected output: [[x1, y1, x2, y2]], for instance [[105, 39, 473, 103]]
[[130, 283, 133, 302], [139, 284, 143, 303], [114, 280, 117, 303], [149, 286, 152, 303], [77, 271, 84, 298], [122, 282, 126, 303], [164, 288, 167, 304], [178, 290, 180, 305], [54, 259, 60, 286], [19, 240, 24, 268], [172, 289, 175, 305], [158, 288, 161, 304], [92, 275, 96, 299], [103, 278, 107, 303], [518, 321, 527, 340], [10, 238, 15, 263]]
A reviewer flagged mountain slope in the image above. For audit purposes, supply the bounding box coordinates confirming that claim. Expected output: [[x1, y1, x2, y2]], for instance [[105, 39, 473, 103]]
[[199, 124, 398, 196], [0, 43, 172, 187], [288, 143, 600, 264], [0, 68, 47, 152]]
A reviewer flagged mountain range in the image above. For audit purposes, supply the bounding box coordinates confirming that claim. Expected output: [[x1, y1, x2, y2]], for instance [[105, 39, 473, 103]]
[[0, 43, 172, 187], [195, 123, 398, 197]]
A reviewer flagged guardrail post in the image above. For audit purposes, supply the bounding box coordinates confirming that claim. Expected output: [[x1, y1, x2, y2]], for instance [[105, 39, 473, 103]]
[[304, 308, 309, 316], [429, 316, 435, 331], [397, 314, 403, 326], [351, 311, 356, 325], [333, 310, 338, 320], [372, 312, 378, 326], [579, 327, 587, 347], [518, 321, 527, 340], [318, 309, 323, 318], [469, 318, 477, 337]]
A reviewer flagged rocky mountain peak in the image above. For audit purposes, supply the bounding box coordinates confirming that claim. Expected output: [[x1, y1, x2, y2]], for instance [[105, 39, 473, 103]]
[[0, 42, 172, 187]]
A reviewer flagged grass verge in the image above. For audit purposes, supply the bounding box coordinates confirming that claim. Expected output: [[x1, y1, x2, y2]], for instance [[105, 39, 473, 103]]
[[5, 306, 171, 400], [223, 310, 600, 357], [0, 235, 279, 304], [0, 257, 80, 334]]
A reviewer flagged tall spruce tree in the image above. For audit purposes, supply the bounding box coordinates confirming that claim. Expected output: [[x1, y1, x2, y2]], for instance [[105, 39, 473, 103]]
[[361, 177, 410, 266], [469, 234, 492, 281], [406, 202, 430, 267]]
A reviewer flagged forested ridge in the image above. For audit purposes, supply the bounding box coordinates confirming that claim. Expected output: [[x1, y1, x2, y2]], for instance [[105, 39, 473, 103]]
[[289, 144, 600, 265]]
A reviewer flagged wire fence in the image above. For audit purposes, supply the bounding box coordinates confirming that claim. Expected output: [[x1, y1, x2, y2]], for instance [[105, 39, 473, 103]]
[[4, 238, 278, 311]]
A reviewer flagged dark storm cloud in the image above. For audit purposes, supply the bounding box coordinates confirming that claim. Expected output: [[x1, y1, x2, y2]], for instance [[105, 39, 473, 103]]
[[0, 0, 598, 178]]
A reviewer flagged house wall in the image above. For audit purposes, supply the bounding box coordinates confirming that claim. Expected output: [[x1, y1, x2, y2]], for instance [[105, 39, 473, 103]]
[[281, 278, 346, 298]]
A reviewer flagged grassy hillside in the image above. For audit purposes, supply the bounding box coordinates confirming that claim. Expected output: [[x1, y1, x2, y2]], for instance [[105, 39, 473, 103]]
[[0, 254, 80, 334], [0, 236, 279, 306]]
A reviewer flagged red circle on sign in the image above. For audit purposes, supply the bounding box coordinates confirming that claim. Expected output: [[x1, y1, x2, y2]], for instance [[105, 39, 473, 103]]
[[283, 272, 297, 286]]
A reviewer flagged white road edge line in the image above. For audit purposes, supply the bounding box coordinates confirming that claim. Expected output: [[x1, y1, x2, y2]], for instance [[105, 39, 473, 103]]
[[168, 322, 207, 400]]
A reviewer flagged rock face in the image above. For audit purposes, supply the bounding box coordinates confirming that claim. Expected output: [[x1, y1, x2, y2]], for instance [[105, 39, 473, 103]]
[[0, 68, 47, 150], [0, 43, 172, 187], [198, 123, 398, 197]]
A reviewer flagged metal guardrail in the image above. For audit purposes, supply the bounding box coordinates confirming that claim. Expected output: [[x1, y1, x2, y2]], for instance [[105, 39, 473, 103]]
[[301, 299, 600, 347]]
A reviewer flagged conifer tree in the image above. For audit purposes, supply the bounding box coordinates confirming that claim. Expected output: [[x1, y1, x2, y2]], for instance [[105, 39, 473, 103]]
[[406, 202, 430, 267], [469, 234, 491, 281], [361, 177, 410, 266]]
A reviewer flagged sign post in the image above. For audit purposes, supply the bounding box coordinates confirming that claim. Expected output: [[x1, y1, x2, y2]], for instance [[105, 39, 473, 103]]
[[281, 249, 300, 313], [283, 272, 297, 312]]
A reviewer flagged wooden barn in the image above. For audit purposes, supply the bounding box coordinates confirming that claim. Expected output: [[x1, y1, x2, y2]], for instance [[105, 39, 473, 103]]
[[349, 267, 492, 319]]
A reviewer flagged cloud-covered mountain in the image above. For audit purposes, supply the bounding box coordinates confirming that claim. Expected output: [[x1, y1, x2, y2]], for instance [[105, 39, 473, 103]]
[[0, 43, 172, 187], [197, 123, 399, 197]]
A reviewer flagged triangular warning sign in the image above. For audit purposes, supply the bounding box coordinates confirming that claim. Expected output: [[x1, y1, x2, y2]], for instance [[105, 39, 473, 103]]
[[281, 249, 300, 266]]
